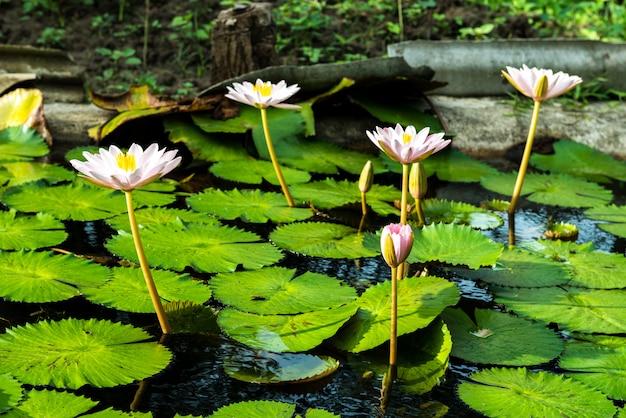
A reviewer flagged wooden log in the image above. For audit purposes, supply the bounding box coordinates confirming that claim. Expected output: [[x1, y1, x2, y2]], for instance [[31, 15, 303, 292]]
[[209, 2, 280, 85]]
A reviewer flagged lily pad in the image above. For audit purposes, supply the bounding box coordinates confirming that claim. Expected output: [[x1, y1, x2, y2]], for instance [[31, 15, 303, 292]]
[[164, 300, 220, 335], [128, 179, 178, 207], [332, 275, 460, 353], [423, 148, 499, 182], [0, 250, 111, 303], [218, 304, 358, 352], [530, 140, 626, 183], [210, 160, 311, 185], [209, 400, 340, 418], [493, 285, 626, 334], [83, 407, 153, 417], [2, 389, 97, 418], [442, 308, 564, 366], [0, 374, 22, 413], [106, 207, 218, 231], [224, 347, 339, 384], [290, 178, 400, 216], [106, 220, 284, 273], [567, 251, 626, 289], [0, 126, 49, 162], [0, 161, 74, 188], [82, 267, 211, 313], [0, 209, 67, 250], [457, 367, 616, 418], [585, 204, 626, 239], [480, 172, 613, 208], [0, 318, 172, 389], [422, 198, 502, 229], [269, 221, 379, 259], [210, 267, 356, 314], [187, 188, 313, 223]]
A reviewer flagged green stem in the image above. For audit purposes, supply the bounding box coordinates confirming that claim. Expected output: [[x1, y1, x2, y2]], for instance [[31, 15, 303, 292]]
[[361, 191, 368, 216], [508, 99, 542, 246], [415, 197, 425, 227], [125, 191, 172, 334], [389, 266, 398, 367], [260, 107, 295, 207]]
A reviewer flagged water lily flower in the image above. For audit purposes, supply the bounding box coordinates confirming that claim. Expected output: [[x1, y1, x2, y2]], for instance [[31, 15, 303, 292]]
[[380, 223, 414, 269], [70, 143, 181, 192], [225, 79, 301, 109], [366, 124, 450, 165], [502, 64, 582, 102]]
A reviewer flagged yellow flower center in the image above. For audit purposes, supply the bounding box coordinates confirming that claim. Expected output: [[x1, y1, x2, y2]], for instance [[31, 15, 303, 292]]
[[253, 81, 273, 97], [116, 153, 136, 172], [402, 133, 412, 144]]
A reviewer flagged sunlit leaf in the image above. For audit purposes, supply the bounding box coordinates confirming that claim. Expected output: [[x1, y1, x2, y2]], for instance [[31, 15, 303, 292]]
[[209, 400, 339, 417], [270, 222, 379, 259], [82, 267, 211, 313], [458, 367, 616, 418], [106, 220, 284, 273], [332, 276, 460, 352], [2, 389, 97, 418], [106, 207, 218, 231], [0, 161, 74, 187], [0, 210, 67, 250], [567, 251, 626, 289], [210, 160, 311, 185], [442, 308, 564, 366], [422, 198, 502, 229], [0, 374, 22, 413], [187, 188, 313, 223], [0, 318, 172, 389], [0, 88, 51, 144], [585, 204, 626, 238], [210, 267, 356, 314], [83, 407, 153, 417], [0, 127, 49, 162], [424, 148, 499, 182], [129, 179, 178, 207], [218, 304, 358, 352], [0, 250, 111, 303]]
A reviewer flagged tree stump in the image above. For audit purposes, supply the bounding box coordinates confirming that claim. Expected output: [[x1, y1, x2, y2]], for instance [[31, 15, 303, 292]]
[[209, 3, 280, 85]]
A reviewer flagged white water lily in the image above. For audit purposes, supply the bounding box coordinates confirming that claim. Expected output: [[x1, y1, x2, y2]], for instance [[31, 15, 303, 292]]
[[225, 79, 301, 109], [366, 124, 450, 165], [70, 143, 181, 191], [502, 64, 583, 102]]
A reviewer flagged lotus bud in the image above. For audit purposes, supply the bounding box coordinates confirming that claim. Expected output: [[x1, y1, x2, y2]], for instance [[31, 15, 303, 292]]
[[533, 74, 549, 101], [409, 162, 427, 200], [380, 223, 414, 268], [359, 160, 374, 193]]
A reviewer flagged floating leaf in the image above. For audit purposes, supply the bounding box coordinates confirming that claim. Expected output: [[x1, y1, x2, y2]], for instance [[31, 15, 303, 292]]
[[2, 389, 97, 418], [559, 337, 626, 400], [106, 207, 218, 231], [0, 251, 111, 303], [424, 148, 499, 182], [210, 160, 311, 185], [210, 267, 356, 314], [187, 188, 313, 223], [493, 285, 626, 334], [0, 88, 51, 144], [0, 161, 74, 187], [0, 318, 172, 389], [450, 248, 570, 287], [519, 239, 596, 262], [290, 179, 400, 216], [106, 220, 283, 273], [83, 407, 153, 417], [224, 347, 339, 384], [130, 180, 178, 207], [480, 172, 613, 208], [585, 204, 626, 238], [0, 210, 67, 250], [218, 304, 358, 352], [422, 199, 502, 230], [333, 276, 460, 352], [442, 308, 564, 366], [567, 251, 626, 289], [164, 300, 220, 335], [209, 400, 296, 418], [0, 127, 49, 162], [82, 267, 211, 313], [530, 140, 626, 183], [0, 374, 22, 413], [269, 222, 379, 259], [458, 367, 616, 418], [2, 182, 126, 221]]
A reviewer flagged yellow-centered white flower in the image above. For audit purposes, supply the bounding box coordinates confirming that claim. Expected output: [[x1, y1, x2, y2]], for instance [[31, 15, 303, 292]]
[[70, 143, 181, 191], [502, 64, 583, 102], [225, 79, 301, 109]]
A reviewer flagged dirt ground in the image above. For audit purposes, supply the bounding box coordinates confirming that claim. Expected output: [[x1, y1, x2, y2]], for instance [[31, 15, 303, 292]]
[[0, 0, 539, 96]]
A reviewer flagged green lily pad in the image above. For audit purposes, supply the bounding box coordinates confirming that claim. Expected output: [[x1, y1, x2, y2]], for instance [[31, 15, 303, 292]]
[[127, 179, 178, 207], [0, 209, 67, 250], [106, 220, 284, 273], [585, 204, 626, 238], [559, 336, 626, 400], [442, 308, 564, 366], [210, 267, 356, 314], [3, 389, 97, 418], [2, 182, 126, 221], [224, 347, 339, 384], [332, 275, 460, 353], [0, 374, 23, 413], [457, 367, 616, 418], [106, 207, 219, 231], [450, 248, 570, 287], [165, 116, 252, 162], [81, 267, 211, 313], [269, 221, 379, 259], [83, 407, 153, 417], [421, 198, 502, 229], [210, 160, 311, 185], [0, 161, 74, 188], [0, 250, 111, 303], [290, 178, 400, 216], [164, 300, 220, 335], [493, 285, 626, 334], [425, 148, 499, 182], [0, 126, 49, 162], [519, 239, 596, 263], [218, 304, 358, 352], [480, 172, 613, 208], [0, 318, 172, 389], [530, 140, 626, 183], [187, 188, 313, 223], [209, 400, 340, 418], [567, 251, 626, 288]]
